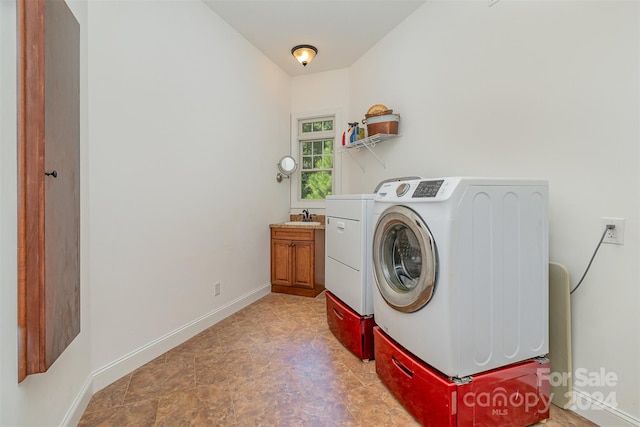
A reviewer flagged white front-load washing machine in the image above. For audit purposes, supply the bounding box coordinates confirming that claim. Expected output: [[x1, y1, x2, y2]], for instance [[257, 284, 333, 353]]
[[372, 177, 549, 378]]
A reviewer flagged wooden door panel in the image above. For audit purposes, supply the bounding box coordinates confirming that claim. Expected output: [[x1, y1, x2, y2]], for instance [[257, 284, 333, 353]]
[[43, 0, 80, 366], [292, 241, 314, 289], [271, 240, 292, 286], [17, 0, 80, 381]]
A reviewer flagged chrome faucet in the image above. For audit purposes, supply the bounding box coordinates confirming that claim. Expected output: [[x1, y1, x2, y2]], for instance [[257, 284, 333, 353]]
[[302, 209, 311, 222]]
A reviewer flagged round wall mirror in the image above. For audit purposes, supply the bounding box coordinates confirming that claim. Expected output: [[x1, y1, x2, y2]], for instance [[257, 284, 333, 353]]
[[278, 156, 297, 174], [276, 156, 297, 182]]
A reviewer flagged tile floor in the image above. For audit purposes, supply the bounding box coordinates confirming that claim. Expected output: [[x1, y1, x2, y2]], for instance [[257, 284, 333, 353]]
[[79, 291, 597, 426]]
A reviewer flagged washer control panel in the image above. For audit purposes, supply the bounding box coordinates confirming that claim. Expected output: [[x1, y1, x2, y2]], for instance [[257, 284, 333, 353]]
[[375, 177, 460, 201], [396, 183, 411, 197], [412, 180, 444, 198]]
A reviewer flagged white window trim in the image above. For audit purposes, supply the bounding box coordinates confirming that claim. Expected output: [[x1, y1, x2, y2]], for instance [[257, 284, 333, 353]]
[[290, 109, 342, 210]]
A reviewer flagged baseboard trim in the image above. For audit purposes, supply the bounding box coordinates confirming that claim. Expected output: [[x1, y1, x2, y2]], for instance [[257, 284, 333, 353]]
[[569, 388, 640, 427], [60, 375, 93, 427], [62, 283, 271, 426]]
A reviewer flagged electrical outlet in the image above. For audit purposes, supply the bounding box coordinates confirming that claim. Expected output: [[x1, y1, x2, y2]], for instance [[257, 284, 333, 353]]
[[214, 282, 221, 296], [602, 218, 625, 245]]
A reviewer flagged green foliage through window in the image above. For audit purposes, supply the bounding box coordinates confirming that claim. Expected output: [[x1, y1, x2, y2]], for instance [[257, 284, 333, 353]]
[[298, 116, 335, 200], [300, 138, 333, 199], [301, 119, 333, 133], [301, 171, 332, 199]]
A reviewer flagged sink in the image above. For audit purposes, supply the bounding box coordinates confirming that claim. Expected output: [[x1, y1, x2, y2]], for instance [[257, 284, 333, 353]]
[[284, 221, 321, 226]]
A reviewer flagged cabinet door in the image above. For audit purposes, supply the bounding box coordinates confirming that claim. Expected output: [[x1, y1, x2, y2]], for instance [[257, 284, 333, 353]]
[[291, 240, 314, 289], [271, 239, 292, 286]]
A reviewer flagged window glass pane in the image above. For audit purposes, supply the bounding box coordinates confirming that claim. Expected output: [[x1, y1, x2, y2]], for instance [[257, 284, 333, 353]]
[[312, 141, 323, 155], [324, 154, 334, 168], [302, 156, 312, 169], [301, 171, 332, 199], [301, 173, 310, 198], [324, 140, 333, 152], [298, 115, 335, 202]]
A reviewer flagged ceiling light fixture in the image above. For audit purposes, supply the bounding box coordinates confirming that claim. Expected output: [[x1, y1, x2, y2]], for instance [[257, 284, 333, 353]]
[[291, 44, 318, 67]]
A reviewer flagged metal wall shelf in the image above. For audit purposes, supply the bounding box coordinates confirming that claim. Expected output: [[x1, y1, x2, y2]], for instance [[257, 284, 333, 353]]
[[340, 133, 398, 171]]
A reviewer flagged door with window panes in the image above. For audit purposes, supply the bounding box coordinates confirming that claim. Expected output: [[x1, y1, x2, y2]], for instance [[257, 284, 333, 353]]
[[299, 117, 334, 200]]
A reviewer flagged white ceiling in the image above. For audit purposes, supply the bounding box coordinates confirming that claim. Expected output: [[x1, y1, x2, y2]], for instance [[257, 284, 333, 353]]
[[202, 0, 426, 76]]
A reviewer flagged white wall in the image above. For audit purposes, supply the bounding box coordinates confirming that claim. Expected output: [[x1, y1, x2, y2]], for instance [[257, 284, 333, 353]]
[[88, 0, 291, 379], [343, 1, 639, 425], [0, 0, 93, 425], [290, 68, 350, 124]]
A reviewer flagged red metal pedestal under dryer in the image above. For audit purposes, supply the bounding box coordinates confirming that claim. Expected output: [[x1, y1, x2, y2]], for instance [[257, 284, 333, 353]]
[[325, 194, 376, 360], [326, 291, 375, 360], [374, 327, 551, 427]]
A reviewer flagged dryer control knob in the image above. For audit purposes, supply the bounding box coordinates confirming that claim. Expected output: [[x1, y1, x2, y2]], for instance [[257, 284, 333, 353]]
[[396, 183, 410, 197]]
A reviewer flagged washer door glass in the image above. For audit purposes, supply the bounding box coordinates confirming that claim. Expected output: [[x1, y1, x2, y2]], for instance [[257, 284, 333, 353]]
[[373, 205, 437, 313]]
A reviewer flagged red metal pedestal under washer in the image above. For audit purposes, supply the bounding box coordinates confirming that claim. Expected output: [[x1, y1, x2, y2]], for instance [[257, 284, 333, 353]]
[[326, 291, 375, 360], [374, 327, 551, 427]]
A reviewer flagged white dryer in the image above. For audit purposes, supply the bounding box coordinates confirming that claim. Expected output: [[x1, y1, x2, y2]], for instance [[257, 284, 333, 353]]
[[372, 177, 549, 378], [325, 194, 376, 316]]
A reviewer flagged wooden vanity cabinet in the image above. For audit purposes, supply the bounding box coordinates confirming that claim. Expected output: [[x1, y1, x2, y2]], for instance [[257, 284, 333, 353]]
[[270, 227, 325, 297]]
